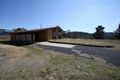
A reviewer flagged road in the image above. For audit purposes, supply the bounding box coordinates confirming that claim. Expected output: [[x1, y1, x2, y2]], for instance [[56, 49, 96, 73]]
[[33, 42, 120, 67]]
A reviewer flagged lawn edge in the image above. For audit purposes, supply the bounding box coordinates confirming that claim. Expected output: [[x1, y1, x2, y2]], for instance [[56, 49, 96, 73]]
[[48, 41, 114, 48]]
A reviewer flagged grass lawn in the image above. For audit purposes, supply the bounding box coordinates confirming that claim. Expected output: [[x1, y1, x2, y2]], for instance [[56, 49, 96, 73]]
[[50, 38, 120, 50], [0, 43, 120, 80]]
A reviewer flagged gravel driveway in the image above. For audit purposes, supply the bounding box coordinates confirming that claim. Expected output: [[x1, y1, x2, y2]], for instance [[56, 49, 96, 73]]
[[34, 42, 120, 67]]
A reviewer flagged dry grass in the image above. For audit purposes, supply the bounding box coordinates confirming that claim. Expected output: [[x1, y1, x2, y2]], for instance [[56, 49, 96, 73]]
[[0, 43, 120, 80], [0, 44, 29, 58], [0, 35, 10, 41], [50, 38, 120, 50], [0, 43, 49, 80]]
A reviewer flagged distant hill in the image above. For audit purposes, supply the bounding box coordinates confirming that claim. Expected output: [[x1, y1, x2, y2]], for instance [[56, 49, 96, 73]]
[[65, 31, 93, 39], [0, 29, 10, 35], [65, 31, 116, 39], [104, 32, 116, 39]]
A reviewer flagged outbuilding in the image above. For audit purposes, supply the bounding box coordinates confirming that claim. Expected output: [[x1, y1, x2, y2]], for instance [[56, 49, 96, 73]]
[[10, 26, 63, 42]]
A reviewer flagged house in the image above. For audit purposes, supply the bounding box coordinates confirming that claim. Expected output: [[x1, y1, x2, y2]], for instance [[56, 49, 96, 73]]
[[10, 26, 63, 42]]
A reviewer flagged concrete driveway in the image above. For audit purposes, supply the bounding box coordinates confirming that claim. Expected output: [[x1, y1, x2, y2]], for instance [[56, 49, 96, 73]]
[[33, 42, 120, 67]]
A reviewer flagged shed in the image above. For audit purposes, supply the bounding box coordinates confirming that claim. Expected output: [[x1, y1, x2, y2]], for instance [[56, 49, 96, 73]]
[[10, 26, 63, 42]]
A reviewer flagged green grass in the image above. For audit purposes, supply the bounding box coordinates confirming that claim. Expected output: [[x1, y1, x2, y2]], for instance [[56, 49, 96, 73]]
[[50, 38, 120, 50], [0, 43, 120, 80]]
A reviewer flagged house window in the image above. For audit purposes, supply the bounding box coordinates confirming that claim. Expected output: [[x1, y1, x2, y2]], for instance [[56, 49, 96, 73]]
[[53, 32, 58, 36], [53, 32, 56, 37], [58, 32, 61, 35]]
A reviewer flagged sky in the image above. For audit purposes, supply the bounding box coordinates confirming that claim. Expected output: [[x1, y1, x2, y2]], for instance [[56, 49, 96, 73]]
[[0, 0, 120, 33]]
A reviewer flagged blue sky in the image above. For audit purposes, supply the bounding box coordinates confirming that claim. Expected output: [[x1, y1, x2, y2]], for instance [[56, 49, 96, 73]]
[[0, 0, 120, 33]]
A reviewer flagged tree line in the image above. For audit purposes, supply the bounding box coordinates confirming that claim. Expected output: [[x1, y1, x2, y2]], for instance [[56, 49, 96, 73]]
[[12, 24, 120, 39], [64, 24, 120, 39], [93, 24, 120, 39]]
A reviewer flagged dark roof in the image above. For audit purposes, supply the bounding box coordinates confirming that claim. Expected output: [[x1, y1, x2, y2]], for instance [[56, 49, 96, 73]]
[[11, 26, 63, 34]]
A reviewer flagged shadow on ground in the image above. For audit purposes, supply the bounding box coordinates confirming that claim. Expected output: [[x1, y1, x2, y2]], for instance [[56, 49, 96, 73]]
[[0, 41, 34, 46]]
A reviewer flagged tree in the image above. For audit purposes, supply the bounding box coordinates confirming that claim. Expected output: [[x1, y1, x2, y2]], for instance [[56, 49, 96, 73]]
[[13, 27, 27, 32], [66, 30, 71, 38], [115, 24, 120, 39], [93, 25, 105, 39]]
